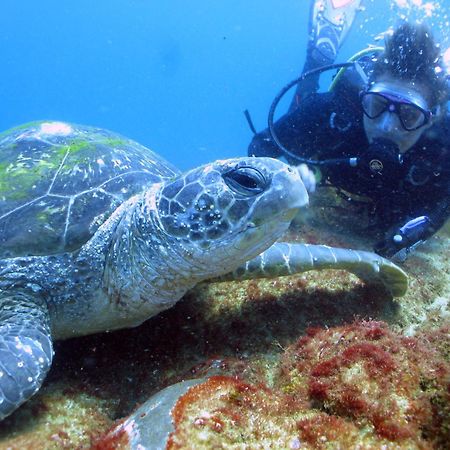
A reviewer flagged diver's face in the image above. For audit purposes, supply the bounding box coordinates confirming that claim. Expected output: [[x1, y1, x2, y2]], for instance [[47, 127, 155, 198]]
[[363, 77, 434, 153]]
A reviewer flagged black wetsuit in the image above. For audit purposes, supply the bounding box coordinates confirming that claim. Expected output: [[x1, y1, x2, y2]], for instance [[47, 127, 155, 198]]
[[248, 87, 450, 251]]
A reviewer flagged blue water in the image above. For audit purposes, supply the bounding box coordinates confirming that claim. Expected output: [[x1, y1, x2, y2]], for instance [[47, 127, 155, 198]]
[[1, 0, 448, 170]]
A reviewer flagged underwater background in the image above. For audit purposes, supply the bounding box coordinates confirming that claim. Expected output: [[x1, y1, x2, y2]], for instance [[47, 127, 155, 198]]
[[1, 0, 449, 170]]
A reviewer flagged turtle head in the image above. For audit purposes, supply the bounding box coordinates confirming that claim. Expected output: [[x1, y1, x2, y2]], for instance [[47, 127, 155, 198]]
[[155, 157, 308, 277]]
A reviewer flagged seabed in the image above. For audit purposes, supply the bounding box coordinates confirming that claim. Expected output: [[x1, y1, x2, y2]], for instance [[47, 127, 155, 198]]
[[0, 194, 449, 449]]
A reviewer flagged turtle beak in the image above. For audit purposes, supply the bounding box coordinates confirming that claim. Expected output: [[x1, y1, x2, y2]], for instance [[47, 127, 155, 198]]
[[275, 165, 310, 216], [275, 166, 310, 226], [249, 163, 309, 230]]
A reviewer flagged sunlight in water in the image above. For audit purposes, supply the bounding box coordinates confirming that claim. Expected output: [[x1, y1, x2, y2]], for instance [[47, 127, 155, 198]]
[[443, 47, 450, 74], [393, 0, 439, 19]]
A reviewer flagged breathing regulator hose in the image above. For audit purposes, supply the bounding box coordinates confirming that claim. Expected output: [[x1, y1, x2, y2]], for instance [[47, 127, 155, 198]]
[[267, 47, 384, 167]]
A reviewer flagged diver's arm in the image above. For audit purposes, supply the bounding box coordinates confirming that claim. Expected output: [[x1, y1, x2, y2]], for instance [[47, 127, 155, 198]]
[[248, 93, 334, 164], [247, 109, 302, 163], [421, 193, 449, 238], [405, 164, 450, 240], [375, 189, 449, 260], [248, 127, 283, 159]]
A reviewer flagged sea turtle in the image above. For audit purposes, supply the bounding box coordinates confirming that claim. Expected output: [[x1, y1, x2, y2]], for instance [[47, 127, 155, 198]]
[[0, 121, 407, 420]]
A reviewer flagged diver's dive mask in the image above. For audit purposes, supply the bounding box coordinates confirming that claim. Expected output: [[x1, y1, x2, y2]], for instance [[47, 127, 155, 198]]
[[360, 85, 433, 131]]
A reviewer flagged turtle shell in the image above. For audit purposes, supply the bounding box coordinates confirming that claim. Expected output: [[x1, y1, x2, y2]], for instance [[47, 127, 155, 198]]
[[0, 121, 179, 258]]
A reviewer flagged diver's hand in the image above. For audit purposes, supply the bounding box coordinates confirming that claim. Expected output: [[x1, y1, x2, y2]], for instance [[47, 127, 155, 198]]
[[374, 236, 425, 262], [296, 164, 316, 193], [374, 216, 431, 261], [374, 237, 403, 259]]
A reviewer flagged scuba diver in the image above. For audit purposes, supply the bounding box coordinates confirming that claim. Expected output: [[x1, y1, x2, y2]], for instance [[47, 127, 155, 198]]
[[248, 0, 450, 261]]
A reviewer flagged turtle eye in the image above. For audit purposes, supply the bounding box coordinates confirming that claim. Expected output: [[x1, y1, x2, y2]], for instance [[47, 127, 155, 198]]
[[222, 166, 268, 196]]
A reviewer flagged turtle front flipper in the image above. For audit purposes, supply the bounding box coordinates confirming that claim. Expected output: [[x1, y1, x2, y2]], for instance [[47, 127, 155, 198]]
[[215, 243, 408, 297], [0, 290, 53, 420]]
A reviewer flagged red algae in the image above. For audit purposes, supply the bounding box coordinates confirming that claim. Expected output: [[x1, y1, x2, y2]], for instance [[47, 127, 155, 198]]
[[297, 414, 360, 448], [308, 380, 330, 401], [279, 320, 450, 448], [166, 375, 295, 449], [311, 357, 341, 377], [341, 342, 397, 374], [91, 419, 130, 450], [371, 412, 414, 441], [362, 320, 389, 340], [339, 388, 368, 414], [170, 375, 257, 427]]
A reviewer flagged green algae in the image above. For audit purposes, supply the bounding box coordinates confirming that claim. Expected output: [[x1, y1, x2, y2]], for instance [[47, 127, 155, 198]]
[[0, 381, 114, 449], [0, 121, 43, 141], [0, 152, 61, 199], [280, 369, 306, 395], [0, 137, 99, 201], [66, 139, 90, 154], [101, 137, 129, 148], [0, 163, 8, 194], [36, 205, 66, 224]]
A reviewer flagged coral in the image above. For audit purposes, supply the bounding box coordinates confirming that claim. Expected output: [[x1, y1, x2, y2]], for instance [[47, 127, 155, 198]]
[[0, 380, 114, 449], [278, 320, 450, 448], [156, 321, 450, 449], [166, 376, 301, 450]]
